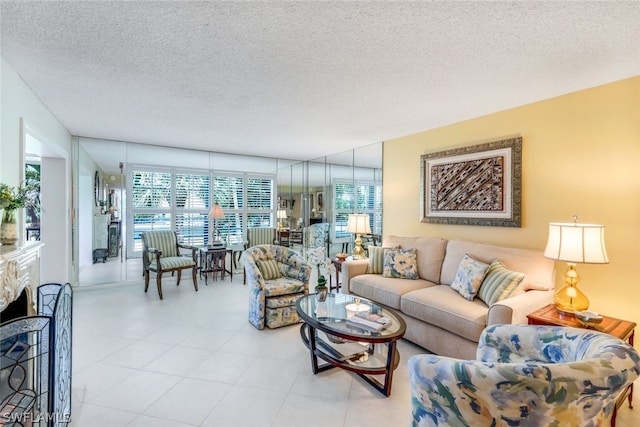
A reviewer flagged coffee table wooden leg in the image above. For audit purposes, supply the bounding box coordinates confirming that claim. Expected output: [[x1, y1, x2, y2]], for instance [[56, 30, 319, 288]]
[[382, 341, 398, 396], [355, 341, 398, 397], [300, 323, 320, 374]]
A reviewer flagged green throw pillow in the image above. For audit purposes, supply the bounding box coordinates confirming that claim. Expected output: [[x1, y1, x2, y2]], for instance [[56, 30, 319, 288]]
[[256, 259, 281, 280], [478, 258, 525, 306], [450, 254, 490, 301], [366, 246, 389, 274], [382, 248, 419, 279]]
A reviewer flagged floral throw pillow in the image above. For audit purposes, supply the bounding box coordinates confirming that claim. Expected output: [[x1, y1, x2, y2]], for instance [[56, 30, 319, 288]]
[[450, 253, 490, 301], [383, 248, 419, 280]]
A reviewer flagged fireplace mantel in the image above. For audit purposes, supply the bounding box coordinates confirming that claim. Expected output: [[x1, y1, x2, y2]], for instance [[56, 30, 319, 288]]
[[0, 241, 43, 314]]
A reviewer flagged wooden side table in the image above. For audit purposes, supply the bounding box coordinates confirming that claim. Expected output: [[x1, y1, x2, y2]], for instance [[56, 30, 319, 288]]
[[330, 257, 353, 291], [527, 304, 636, 426], [198, 247, 233, 284]]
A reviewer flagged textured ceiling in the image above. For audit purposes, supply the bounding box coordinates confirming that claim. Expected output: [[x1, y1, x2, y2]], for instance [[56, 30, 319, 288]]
[[2, 1, 639, 163]]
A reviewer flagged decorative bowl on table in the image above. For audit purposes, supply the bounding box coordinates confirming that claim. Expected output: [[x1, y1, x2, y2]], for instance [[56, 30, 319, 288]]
[[335, 252, 348, 261], [575, 310, 603, 328]]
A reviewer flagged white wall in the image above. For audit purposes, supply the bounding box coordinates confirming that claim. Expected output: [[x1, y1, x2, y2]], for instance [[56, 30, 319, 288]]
[[1, 57, 72, 283], [40, 157, 69, 283]]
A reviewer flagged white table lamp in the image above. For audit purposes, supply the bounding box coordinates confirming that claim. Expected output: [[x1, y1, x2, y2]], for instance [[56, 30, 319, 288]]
[[543, 216, 609, 315], [347, 214, 371, 259]]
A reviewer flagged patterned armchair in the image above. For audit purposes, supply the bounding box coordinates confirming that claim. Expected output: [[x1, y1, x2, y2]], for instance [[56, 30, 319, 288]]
[[241, 244, 311, 330], [243, 227, 277, 284], [141, 230, 198, 300], [409, 324, 640, 427]]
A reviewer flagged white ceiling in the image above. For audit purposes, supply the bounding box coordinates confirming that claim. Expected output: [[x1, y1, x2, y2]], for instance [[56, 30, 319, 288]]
[[2, 1, 639, 163]]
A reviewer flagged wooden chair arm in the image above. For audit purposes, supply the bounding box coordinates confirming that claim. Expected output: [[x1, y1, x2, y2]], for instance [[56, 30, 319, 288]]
[[177, 243, 197, 261]]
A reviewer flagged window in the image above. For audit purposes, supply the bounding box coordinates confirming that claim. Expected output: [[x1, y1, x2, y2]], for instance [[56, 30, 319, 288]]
[[129, 168, 275, 254], [213, 175, 244, 245], [131, 169, 172, 252], [246, 177, 275, 228], [334, 182, 354, 239], [333, 180, 382, 241], [175, 171, 209, 246]]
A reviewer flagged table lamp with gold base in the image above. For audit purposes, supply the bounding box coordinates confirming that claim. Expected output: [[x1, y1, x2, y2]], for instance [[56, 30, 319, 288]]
[[347, 213, 371, 259], [543, 216, 609, 315]]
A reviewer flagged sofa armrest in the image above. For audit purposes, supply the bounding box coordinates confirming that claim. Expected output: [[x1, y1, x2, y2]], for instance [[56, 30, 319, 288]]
[[487, 289, 554, 325], [340, 259, 369, 294]]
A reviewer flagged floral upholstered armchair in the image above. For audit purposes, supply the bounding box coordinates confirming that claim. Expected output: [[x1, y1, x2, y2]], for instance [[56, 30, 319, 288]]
[[409, 324, 640, 427], [241, 244, 311, 330]]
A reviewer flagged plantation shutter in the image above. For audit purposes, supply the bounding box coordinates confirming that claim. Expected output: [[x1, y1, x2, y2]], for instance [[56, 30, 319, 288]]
[[175, 171, 210, 246]]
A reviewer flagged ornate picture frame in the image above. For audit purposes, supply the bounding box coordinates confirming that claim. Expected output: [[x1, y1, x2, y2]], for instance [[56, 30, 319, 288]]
[[420, 136, 522, 227]]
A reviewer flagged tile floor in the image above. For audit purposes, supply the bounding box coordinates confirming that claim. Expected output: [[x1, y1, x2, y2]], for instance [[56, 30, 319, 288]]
[[71, 266, 640, 426]]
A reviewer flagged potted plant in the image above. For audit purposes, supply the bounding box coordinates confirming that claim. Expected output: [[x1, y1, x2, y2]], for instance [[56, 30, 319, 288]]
[[307, 246, 334, 302], [0, 181, 40, 245], [315, 274, 328, 302]]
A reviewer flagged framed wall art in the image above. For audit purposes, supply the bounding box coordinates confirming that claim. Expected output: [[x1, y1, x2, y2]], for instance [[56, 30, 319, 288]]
[[420, 136, 522, 227]]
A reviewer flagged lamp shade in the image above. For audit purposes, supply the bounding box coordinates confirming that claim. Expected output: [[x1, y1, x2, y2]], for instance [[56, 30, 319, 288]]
[[347, 214, 371, 234], [543, 222, 609, 264], [277, 209, 287, 219], [209, 202, 225, 219]]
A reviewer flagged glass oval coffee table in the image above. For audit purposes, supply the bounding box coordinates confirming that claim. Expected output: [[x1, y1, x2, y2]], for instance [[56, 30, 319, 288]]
[[295, 292, 406, 396]]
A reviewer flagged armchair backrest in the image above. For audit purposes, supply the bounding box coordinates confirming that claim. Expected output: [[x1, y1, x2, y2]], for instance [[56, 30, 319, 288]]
[[305, 223, 329, 249], [246, 227, 276, 247], [478, 324, 637, 364], [410, 324, 640, 427], [242, 244, 311, 284], [141, 230, 178, 261]]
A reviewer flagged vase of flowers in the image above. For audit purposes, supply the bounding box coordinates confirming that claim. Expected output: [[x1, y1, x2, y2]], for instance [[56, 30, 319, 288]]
[[0, 182, 40, 245]]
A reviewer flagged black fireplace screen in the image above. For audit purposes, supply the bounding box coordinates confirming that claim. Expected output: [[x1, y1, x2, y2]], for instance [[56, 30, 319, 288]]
[[1, 283, 72, 426]]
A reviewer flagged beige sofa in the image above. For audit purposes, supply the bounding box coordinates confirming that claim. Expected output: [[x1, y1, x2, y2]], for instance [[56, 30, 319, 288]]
[[341, 236, 556, 359]]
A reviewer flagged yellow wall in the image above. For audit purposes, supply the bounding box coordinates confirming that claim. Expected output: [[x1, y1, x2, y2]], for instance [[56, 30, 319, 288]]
[[384, 76, 640, 334]]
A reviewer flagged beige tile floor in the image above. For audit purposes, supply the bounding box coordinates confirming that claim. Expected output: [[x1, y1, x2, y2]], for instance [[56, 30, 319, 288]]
[[72, 262, 640, 426]]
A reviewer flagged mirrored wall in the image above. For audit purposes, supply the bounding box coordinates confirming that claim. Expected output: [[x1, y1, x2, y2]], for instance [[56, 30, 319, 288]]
[[276, 142, 382, 259], [75, 137, 382, 287]]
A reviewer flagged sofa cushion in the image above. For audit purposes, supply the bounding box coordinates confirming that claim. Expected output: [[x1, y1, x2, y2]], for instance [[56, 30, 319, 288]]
[[257, 259, 281, 280], [383, 248, 419, 279], [440, 240, 554, 290], [478, 258, 526, 306], [401, 285, 488, 342], [383, 236, 447, 283], [350, 274, 435, 310], [450, 254, 490, 300]]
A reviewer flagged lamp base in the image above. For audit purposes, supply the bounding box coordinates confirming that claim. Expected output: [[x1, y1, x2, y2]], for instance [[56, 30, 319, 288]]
[[553, 263, 589, 315], [553, 285, 589, 315], [351, 234, 366, 259]]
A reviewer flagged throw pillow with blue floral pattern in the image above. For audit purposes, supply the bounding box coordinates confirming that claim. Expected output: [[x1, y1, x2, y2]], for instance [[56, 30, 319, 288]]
[[383, 248, 419, 279], [450, 253, 490, 300]]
